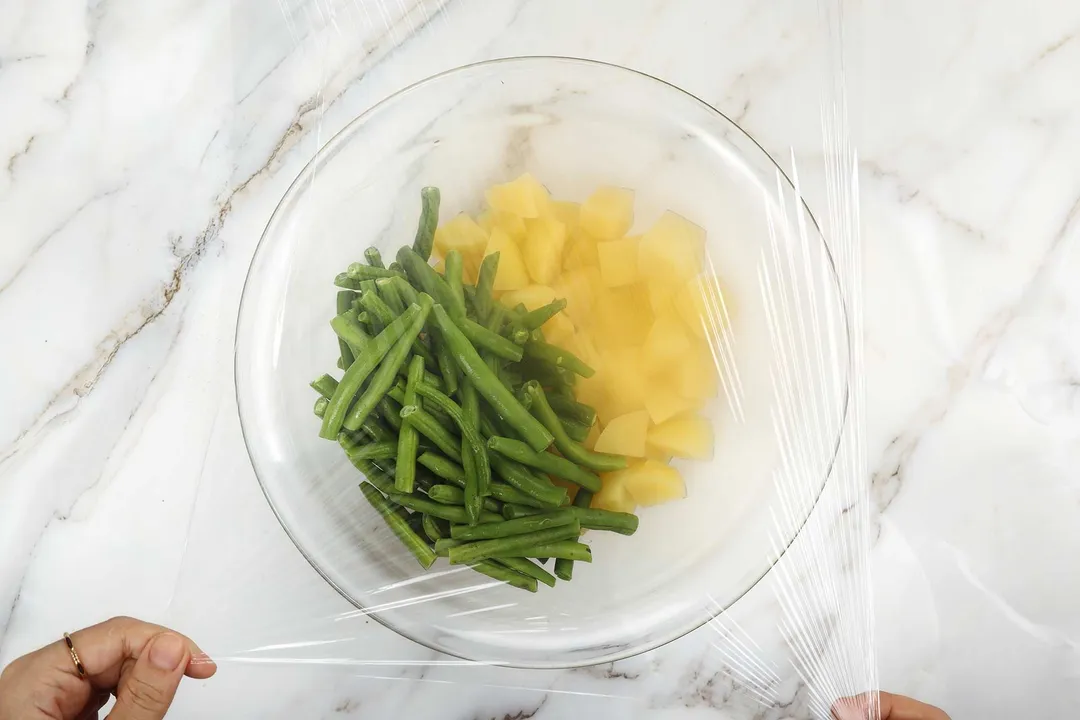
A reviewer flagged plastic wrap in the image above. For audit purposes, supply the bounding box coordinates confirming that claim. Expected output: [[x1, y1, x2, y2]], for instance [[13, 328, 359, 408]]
[[168, 1, 875, 716]]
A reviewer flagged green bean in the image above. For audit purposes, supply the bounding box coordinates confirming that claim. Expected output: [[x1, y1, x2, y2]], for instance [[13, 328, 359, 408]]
[[394, 355, 425, 493], [345, 440, 398, 461], [504, 502, 638, 536], [445, 249, 465, 308], [319, 303, 423, 439], [342, 295, 432, 433], [389, 384, 456, 433], [450, 509, 576, 541], [523, 382, 626, 473], [311, 373, 339, 399], [330, 311, 372, 358], [412, 382, 490, 524], [447, 522, 581, 565], [461, 318, 525, 361], [469, 560, 537, 592], [376, 277, 407, 316], [359, 291, 394, 333], [360, 483, 436, 569], [364, 247, 384, 268], [427, 484, 501, 514], [518, 298, 567, 331], [401, 406, 461, 462], [459, 380, 487, 497], [525, 339, 594, 378], [474, 252, 499, 322], [518, 357, 576, 392], [554, 488, 593, 580], [496, 557, 556, 588], [417, 453, 555, 509], [387, 492, 501, 525], [490, 455, 568, 507], [548, 394, 597, 427], [433, 537, 462, 555], [397, 247, 464, 320], [345, 263, 398, 281], [560, 417, 590, 442], [434, 340, 459, 395], [421, 514, 448, 543], [313, 396, 328, 418], [412, 187, 440, 261], [431, 304, 553, 452], [496, 541, 592, 563], [336, 291, 358, 368], [487, 436, 602, 492]]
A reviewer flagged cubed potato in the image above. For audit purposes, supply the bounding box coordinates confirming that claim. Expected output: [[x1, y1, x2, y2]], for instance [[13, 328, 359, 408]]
[[619, 459, 686, 506], [485, 173, 550, 218], [593, 287, 652, 347], [479, 209, 527, 240], [593, 470, 638, 514], [523, 216, 568, 285], [434, 214, 488, 259], [674, 347, 718, 400], [562, 226, 600, 271], [593, 409, 650, 457], [642, 312, 693, 376], [674, 275, 732, 340], [553, 268, 596, 325], [638, 211, 706, 284], [647, 413, 714, 460], [500, 285, 556, 312], [597, 236, 640, 287], [549, 200, 581, 230], [596, 349, 646, 423], [484, 227, 530, 292], [580, 186, 634, 240], [643, 381, 703, 425], [583, 421, 602, 451], [542, 312, 576, 347]]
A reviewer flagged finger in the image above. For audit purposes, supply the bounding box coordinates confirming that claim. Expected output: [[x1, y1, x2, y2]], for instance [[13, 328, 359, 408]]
[[107, 633, 187, 720], [43, 617, 216, 688], [880, 692, 951, 720], [74, 691, 111, 720]]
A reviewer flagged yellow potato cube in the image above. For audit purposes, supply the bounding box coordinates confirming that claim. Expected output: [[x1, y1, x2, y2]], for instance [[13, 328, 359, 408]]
[[674, 275, 733, 340], [593, 409, 650, 457], [643, 382, 703, 425], [580, 186, 634, 240], [500, 285, 556, 312], [596, 349, 646, 423], [523, 216, 568, 285], [484, 227, 530, 292], [575, 374, 610, 425], [542, 312, 576, 347], [647, 414, 714, 461], [553, 268, 596, 325], [597, 236, 640, 287], [478, 209, 527, 240], [593, 470, 638, 514], [486, 173, 550, 218], [642, 312, 693, 376], [620, 459, 686, 506], [434, 214, 488, 259], [638, 211, 706, 284], [584, 422, 602, 451], [674, 347, 719, 400], [593, 287, 652, 347], [562, 226, 600, 271], [549, 200, 581, 230]]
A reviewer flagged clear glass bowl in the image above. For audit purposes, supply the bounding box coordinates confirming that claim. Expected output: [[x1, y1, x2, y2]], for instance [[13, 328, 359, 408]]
[[236, 57, 847, 668]]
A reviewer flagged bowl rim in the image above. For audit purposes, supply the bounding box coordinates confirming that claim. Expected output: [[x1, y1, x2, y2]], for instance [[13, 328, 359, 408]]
[[234, 54, 850, 669]]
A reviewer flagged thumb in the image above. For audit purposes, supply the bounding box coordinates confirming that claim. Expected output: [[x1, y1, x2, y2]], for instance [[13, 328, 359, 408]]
[[108, 632, 189, 720]]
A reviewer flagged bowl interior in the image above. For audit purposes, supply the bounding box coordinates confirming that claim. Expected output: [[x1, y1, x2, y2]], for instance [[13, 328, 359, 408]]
[[236, 58, 847, 667]]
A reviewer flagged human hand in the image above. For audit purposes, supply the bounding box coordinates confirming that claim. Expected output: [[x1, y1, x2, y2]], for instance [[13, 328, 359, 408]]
[[0, 616, 216, 720], [833, 691, 950, 720]]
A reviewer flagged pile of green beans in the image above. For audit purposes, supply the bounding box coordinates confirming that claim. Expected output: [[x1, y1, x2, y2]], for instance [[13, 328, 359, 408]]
[[312, 187, 638, 592]]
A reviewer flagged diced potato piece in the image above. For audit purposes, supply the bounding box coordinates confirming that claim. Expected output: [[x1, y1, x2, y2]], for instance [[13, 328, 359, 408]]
[[619, 459, 686, 506], [597, 236, 640, 287], [647, 414, 714, 461], [674, 347, 718, 400], [593, 470, 637, 514], [596, 349, 645, 423], [484, 227, 530, 292], [562, 226, 600, 271], [479, 209, 527, 240], [434, 214, 488, 259], [593, 287, 652, 347], [642, 312, 692, 376], [674, 275, 733, 340], [486, 173, 550, 218], [575, 375, 610, 425], [644, 382, 703, 425], [638, 211, 706, 284], [562, 330, 603, 375], [583, 421, 602, 451], [580, 186, 634, 240], [553, 268, 596, 325], [645, 276, 680, 316], [549, 200, 581, 230], [593, 409, 650, 457], [500, 285, 556, 312], [543, 312, 575, 347], [523, 216, 568, 285]]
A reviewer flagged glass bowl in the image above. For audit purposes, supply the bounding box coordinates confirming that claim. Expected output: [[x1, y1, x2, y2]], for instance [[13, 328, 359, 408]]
[[235, 57, 847, 668]]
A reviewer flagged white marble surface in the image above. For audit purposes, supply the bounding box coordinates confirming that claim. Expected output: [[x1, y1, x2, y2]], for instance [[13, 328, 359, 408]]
[[3, 0, 1080, 717]]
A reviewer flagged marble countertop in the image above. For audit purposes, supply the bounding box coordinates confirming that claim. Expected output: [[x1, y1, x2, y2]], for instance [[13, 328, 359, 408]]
[[3, 0, 1080, 717]]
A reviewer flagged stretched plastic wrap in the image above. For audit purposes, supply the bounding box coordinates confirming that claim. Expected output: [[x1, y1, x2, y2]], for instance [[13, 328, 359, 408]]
[[168, 1, 875, 716]]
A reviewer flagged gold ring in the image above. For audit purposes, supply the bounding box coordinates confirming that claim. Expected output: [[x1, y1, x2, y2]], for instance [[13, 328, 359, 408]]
[[63, 632, 87, 678]]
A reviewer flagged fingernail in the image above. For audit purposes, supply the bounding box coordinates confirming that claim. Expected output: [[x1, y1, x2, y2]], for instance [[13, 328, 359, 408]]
[[149, 633, 186, 671]]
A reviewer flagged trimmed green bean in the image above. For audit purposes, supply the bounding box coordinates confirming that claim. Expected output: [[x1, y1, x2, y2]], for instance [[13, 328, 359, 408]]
[[336, 291, 358, 368], [474, 252, 499, 322], [524, 382, 626, 473], [342, 295, 433, 433], [397, 246, 464, 320], [496, 541, 592, 563], [469, 560, 537, 592], [330, 311, 372, 358], [412, 187, 440, 261], [311, 373, 339, 399], [319, 303, 423, 439], [518, 298, 567, 331], [548, 394, 597, 427], [360, 291, 395, 333], [427, 484, 501, 514], [431, 304, 553, 452], [360, 482, 436, 569], [461, 318, 525, 361], [490, 455, 568, 507], [497, 557, 556, 588], [376, 277, 407, 315], [394, 355, 425, 493], [450, 509, 577, 541], [313, 396, 328, 418], [460, 380, 487, 497], [401, 406, 461, 462], [445, 249, 465, 308], [554, 488, 592, 580], [345, 440, 398, 461], [560, 417, 590, 442], [503, 502, 638, 536], [364, 247, 384, 268], [387, 492, 501, 525], [447, 523, 581, 565], [488, 436, 602, 492], [421, 514, 448, 543], [417, 452, 555, 509], [345, 263, 398, 281]]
